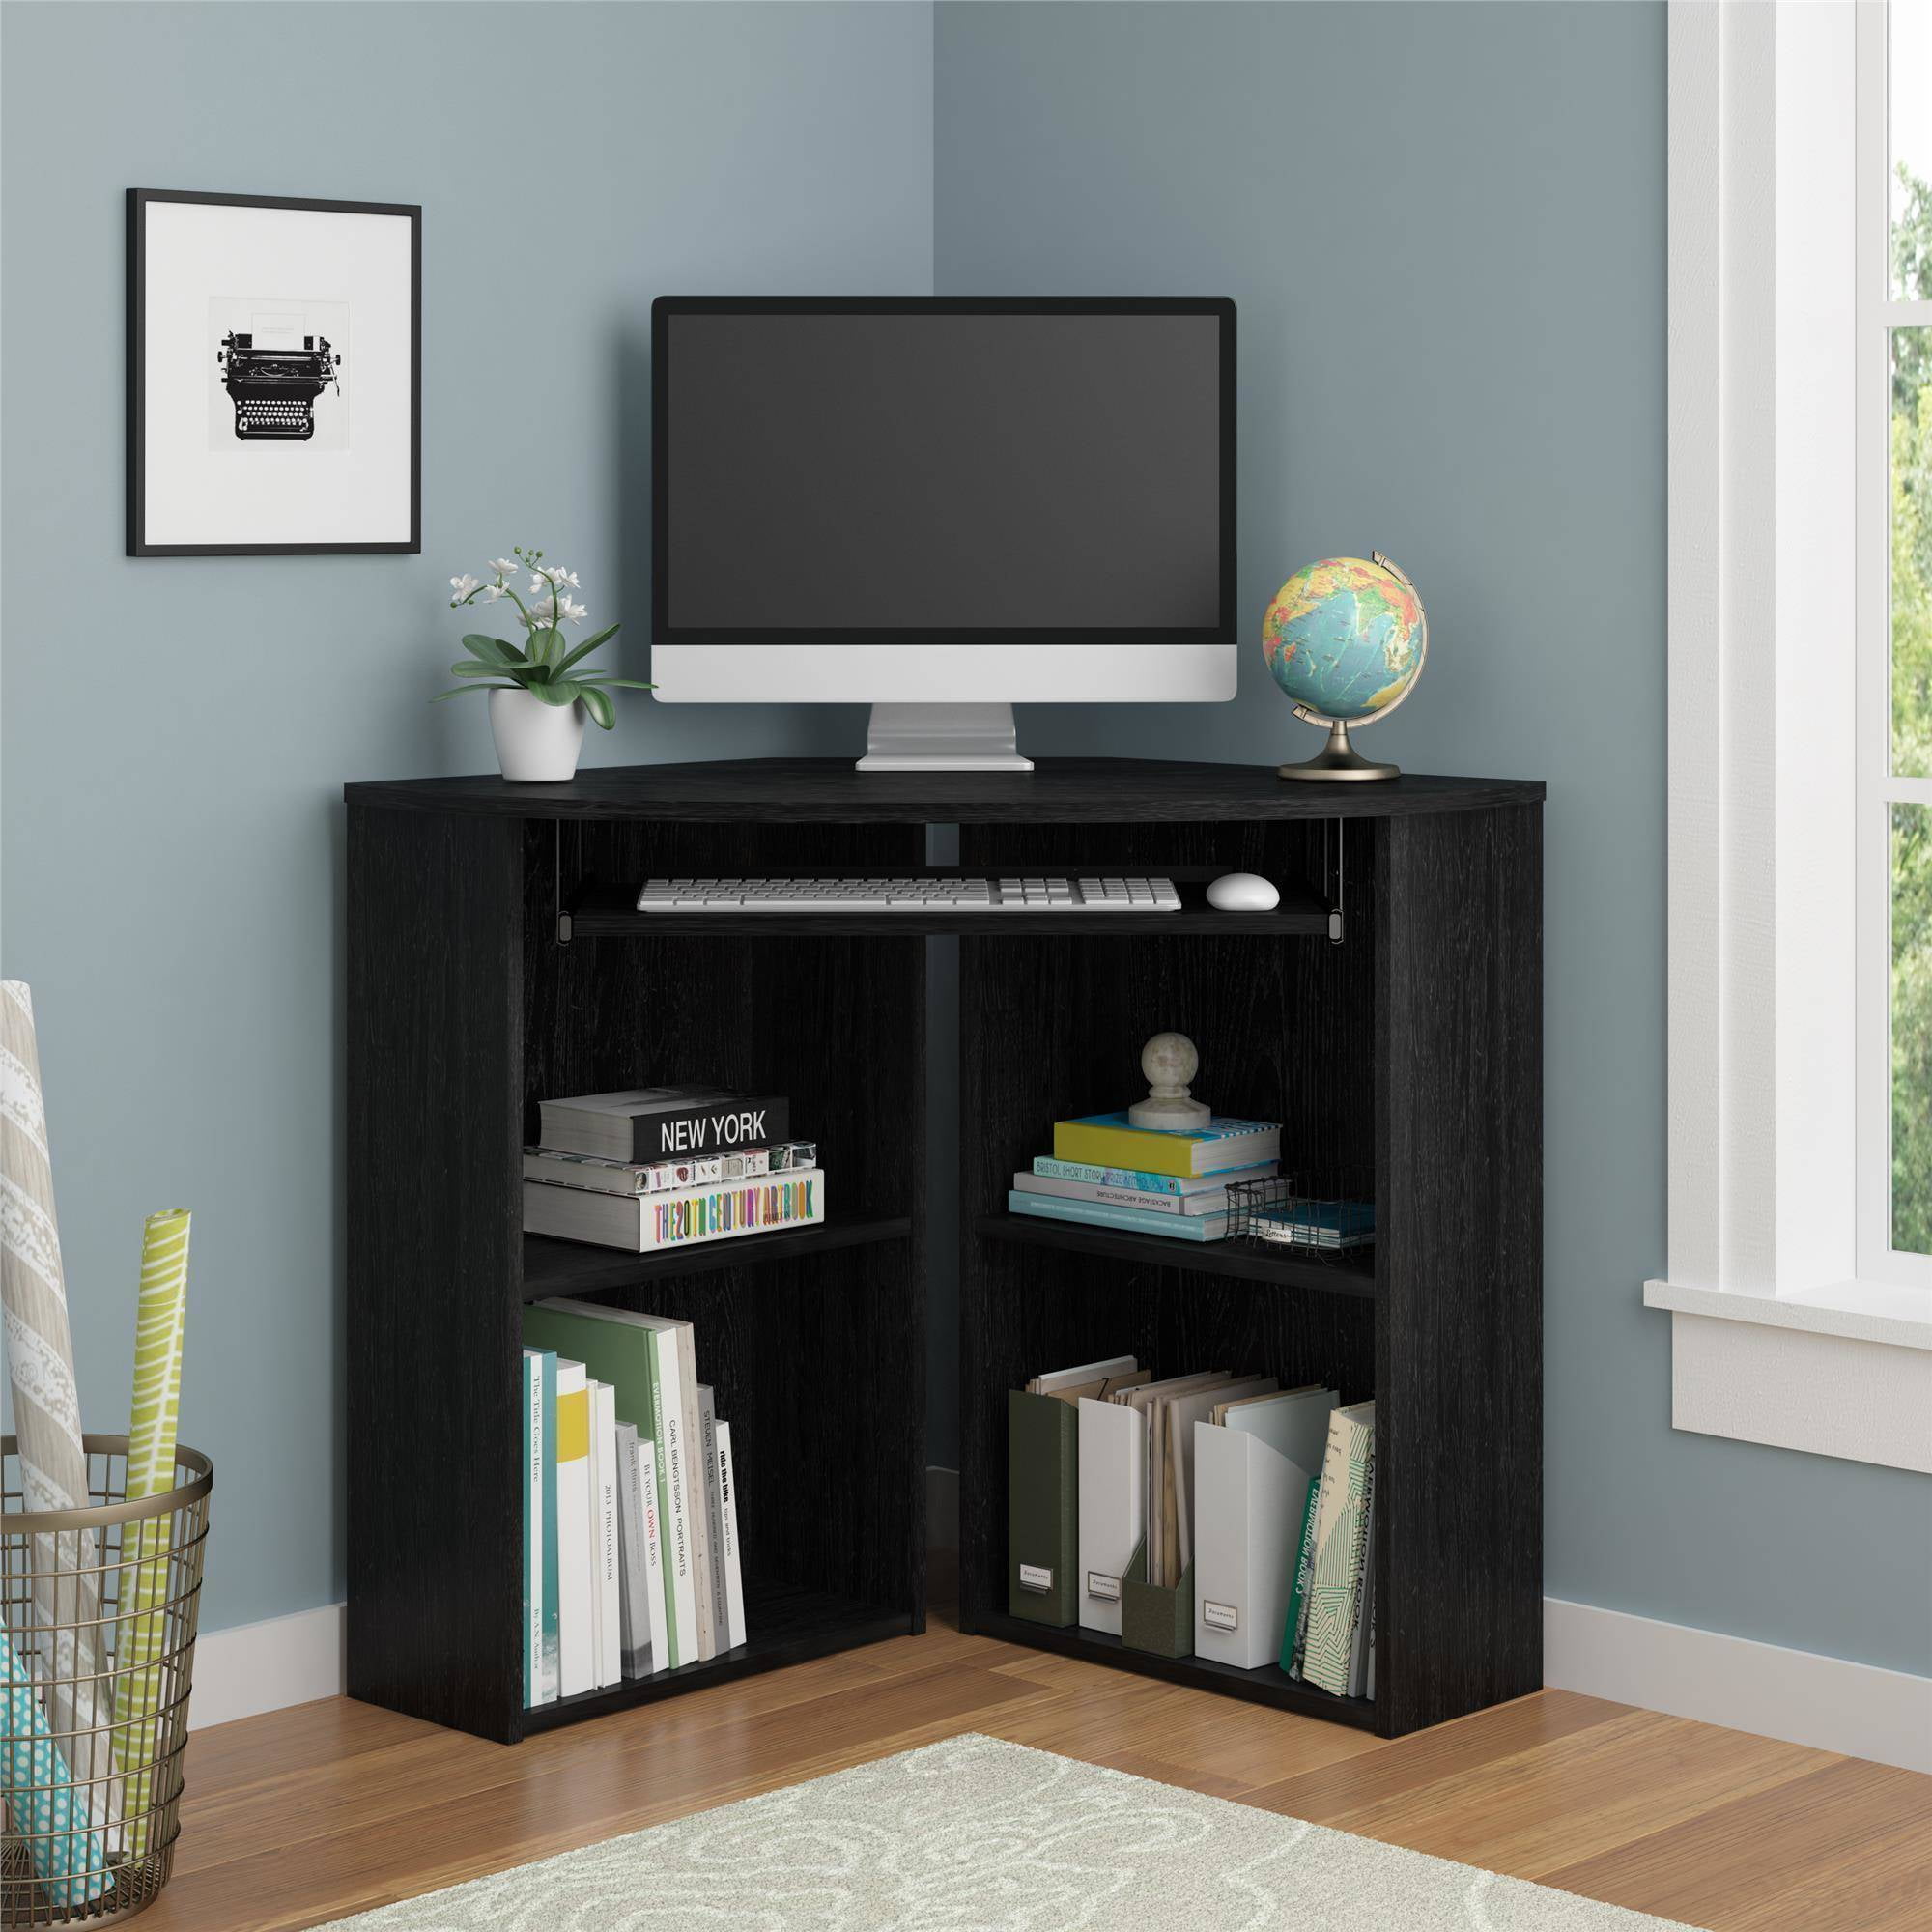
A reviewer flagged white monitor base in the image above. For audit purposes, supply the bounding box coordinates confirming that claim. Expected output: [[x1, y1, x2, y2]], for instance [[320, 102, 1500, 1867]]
[[856, 702, 1034, 772]]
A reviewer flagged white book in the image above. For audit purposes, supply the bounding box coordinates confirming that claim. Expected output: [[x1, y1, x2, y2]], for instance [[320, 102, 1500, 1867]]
[[584, 1383, 604, 1687], [697, 1386, 728, 1654], [1030, 1353, 1139, 1394], [1076, 1397, 1146, 1636], [1013, 1173, 1229, 1216], [637, 1434, 669, 1674], [593, 1382, 622, 1689], [521, 1349, 546, 1707], [1347, 1486, 1377, 1698], [554, 1359, 593, 1698], [522, 1168, 824, 1252], [715, 1419, 748, 1650], [613, 1422, 652, 1678], [628, 1317, 709, 1662], [1192, 1417, 1315, 1670]]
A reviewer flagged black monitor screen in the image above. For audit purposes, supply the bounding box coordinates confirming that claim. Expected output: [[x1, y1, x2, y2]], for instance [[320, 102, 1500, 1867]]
[[655, 303, 1231, 638]]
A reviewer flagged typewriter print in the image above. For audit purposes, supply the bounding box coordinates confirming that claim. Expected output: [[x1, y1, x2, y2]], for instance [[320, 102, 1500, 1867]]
[[128, 190, 418, 555], [208, 299, 350, 452]]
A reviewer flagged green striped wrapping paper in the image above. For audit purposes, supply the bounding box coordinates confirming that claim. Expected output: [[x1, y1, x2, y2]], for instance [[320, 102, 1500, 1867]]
[[109, 1210, 189, 1858]]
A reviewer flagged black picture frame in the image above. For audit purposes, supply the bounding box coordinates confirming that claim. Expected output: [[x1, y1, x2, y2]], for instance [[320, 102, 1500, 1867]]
[[127, 188, 421, 557]]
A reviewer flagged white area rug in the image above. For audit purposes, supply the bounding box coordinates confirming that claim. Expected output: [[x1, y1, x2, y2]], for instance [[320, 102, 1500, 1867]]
[[327, 1732, 1695, 1930]]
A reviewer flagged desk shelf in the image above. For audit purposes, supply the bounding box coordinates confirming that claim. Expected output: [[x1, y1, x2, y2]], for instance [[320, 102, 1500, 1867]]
[[522, 1216, 913, 1301], [975, 1211, 1377, 1299]]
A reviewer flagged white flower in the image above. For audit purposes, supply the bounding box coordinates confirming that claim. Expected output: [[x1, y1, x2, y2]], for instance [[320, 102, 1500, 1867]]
[[449, 573, 483, 601], [479, 582, 507, 601], [555, 595, 589, 626], [526, 576, 552, 601], [487, 557, 519, 580]]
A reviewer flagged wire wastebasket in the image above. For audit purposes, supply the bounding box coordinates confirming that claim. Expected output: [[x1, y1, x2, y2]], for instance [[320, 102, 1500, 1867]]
[[0, 1435, 212, 1925]]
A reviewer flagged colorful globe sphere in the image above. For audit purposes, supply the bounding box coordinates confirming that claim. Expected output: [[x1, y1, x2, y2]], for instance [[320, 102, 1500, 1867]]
[[1262, 555, 1426, 724]]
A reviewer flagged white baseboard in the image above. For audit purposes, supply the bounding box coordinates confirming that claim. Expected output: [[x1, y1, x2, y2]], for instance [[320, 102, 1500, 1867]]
[[1544, 1596, 1932, 1774], [188, 1603, 344, 1731], [182, 1491, 1932, 1778]]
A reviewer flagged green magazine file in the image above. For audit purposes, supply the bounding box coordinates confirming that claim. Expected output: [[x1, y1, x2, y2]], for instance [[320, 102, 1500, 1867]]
[[1007, 1390, 1078, 1626], [1121, 1536, 1194, 1659]]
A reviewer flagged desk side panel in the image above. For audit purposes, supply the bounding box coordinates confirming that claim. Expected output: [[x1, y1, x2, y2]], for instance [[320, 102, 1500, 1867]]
[[348, 803, 524, 1741], [1375, 803, 1543, 1736]]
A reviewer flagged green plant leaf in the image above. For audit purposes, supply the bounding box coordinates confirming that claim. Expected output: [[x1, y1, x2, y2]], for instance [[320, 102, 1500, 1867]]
[[449, 659, 513, 677], [577, 685, 615, 729], [461, 633, 526, 667], [528, 675, 579, 707], [526, 626, 565, 668], [583, 677, 656, 691], [550, 624, 620, 677], [432, 683, 517, 700]]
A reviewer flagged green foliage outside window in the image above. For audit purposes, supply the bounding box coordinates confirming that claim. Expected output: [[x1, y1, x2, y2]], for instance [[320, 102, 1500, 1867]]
[[1889, 167, 1932, 1255]]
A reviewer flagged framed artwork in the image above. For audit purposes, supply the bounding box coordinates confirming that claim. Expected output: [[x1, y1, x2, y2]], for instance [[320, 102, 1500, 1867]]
[[127, 189, 420, 556]]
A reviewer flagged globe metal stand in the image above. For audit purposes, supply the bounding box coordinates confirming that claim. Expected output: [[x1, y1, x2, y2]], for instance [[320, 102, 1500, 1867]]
[[1273, 551, 1427, 783], [1278, 715, 1401, 781]]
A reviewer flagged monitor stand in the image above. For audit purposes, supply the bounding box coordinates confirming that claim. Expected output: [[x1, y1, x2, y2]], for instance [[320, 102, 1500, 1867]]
[[856, 703, 1034, 772]]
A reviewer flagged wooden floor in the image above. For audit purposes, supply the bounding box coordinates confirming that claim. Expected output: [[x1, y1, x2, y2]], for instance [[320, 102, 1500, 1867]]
[[144, 1592, 1931, 1931]]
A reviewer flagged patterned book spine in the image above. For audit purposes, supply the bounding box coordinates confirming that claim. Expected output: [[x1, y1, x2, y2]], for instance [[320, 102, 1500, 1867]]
[[1302, 1407, 1375, 1696], [1281, 1475, 1321, 1677], [647, 1174, 821, 1249], [0, 983, 104, 1785], [111, 1208, 190, 1854], [0, 1620, 105, 1903]]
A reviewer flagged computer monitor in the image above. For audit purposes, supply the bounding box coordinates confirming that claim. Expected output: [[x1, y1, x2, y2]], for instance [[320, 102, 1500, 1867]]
[[651, 298, 1236, 770]]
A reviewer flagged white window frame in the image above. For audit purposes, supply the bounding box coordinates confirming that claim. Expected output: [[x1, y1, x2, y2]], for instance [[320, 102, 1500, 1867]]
[[1856, 0, 1932, 1291], [1646, 0, 1932, 1476]]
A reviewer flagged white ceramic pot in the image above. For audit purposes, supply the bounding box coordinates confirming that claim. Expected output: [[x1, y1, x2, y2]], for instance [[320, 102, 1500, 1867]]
[[489, 687, 587, 781]]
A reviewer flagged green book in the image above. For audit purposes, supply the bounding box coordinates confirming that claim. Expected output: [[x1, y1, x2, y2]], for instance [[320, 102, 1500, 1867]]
[[1280, 1474, 1320, 1677], [524, 1299, 685, 1667], [1007, 1390, 1078, 1627], [1301, 1402, 1376, 1695]]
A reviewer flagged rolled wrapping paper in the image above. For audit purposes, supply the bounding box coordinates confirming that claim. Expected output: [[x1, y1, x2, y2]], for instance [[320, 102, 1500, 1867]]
[[0, 983, 104, 1812], [0, 1618, 106, 1905], [110, 1210, 189, 1858]]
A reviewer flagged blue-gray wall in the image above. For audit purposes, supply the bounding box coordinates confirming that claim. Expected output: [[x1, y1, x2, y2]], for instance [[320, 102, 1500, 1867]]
[[937, 0, 1930, 1676], [3, 0, 1925, 1676], [0, 0, 931, 1634]]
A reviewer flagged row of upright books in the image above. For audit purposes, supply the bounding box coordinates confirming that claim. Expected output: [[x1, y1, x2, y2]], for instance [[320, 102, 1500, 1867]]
[[521, 1297, 745, 1706], [524, 1084, 822, 1251], [1008, 1354, 1376, 1699]]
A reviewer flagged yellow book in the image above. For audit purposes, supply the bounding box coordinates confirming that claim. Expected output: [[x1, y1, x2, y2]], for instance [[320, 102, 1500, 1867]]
[[1051, 1114, 1280, 1179]]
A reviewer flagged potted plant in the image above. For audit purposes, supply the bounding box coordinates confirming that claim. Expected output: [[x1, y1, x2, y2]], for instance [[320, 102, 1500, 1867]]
[[438, 547, 651, 781]]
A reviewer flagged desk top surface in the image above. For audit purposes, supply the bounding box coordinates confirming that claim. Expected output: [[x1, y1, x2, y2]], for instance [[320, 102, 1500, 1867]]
[[344, 757, 1544, 823]]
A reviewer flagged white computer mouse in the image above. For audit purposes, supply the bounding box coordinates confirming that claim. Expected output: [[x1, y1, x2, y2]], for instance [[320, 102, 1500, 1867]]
[[1206, 872, 1280, 912]]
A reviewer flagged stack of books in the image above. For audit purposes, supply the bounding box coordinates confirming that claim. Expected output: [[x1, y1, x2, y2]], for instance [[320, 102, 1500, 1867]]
[[521, 1297, 748, 1706], [523, 1085, 822, 1251], [1007, 1111, 1281, 1243]]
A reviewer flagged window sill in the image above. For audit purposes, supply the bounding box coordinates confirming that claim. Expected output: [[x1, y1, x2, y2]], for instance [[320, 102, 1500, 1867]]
[[1643, 1280, 1932, 1473], [1642, 1278, 1932, 1350]]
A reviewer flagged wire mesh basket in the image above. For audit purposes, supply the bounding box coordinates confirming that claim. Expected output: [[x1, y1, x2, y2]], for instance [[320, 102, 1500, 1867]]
[[0, 1435, 212, 1926], [1225, 1173, 1377, 1262]]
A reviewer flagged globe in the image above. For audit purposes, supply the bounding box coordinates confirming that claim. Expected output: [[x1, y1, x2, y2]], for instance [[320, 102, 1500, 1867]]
[[1262, 554, 1426, 724]]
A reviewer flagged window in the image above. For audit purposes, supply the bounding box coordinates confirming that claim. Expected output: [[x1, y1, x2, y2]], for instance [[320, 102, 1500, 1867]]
[[1652, 0, 1932, 1476], [1859, 0, 1932, 1287]]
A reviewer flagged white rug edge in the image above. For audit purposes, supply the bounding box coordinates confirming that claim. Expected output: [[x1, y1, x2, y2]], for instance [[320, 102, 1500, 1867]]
[[318, 1731, 1703, 1931]]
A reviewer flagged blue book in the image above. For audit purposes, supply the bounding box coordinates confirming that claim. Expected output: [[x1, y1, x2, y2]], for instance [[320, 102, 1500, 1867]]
[[521, 1347, 561, 1705], [1008, 1188, 1230, 1241], [1032, 1155, 1277, 1194]]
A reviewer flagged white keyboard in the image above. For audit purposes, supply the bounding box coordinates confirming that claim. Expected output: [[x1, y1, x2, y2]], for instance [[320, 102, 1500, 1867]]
[[635, 875, 1182, 913]]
